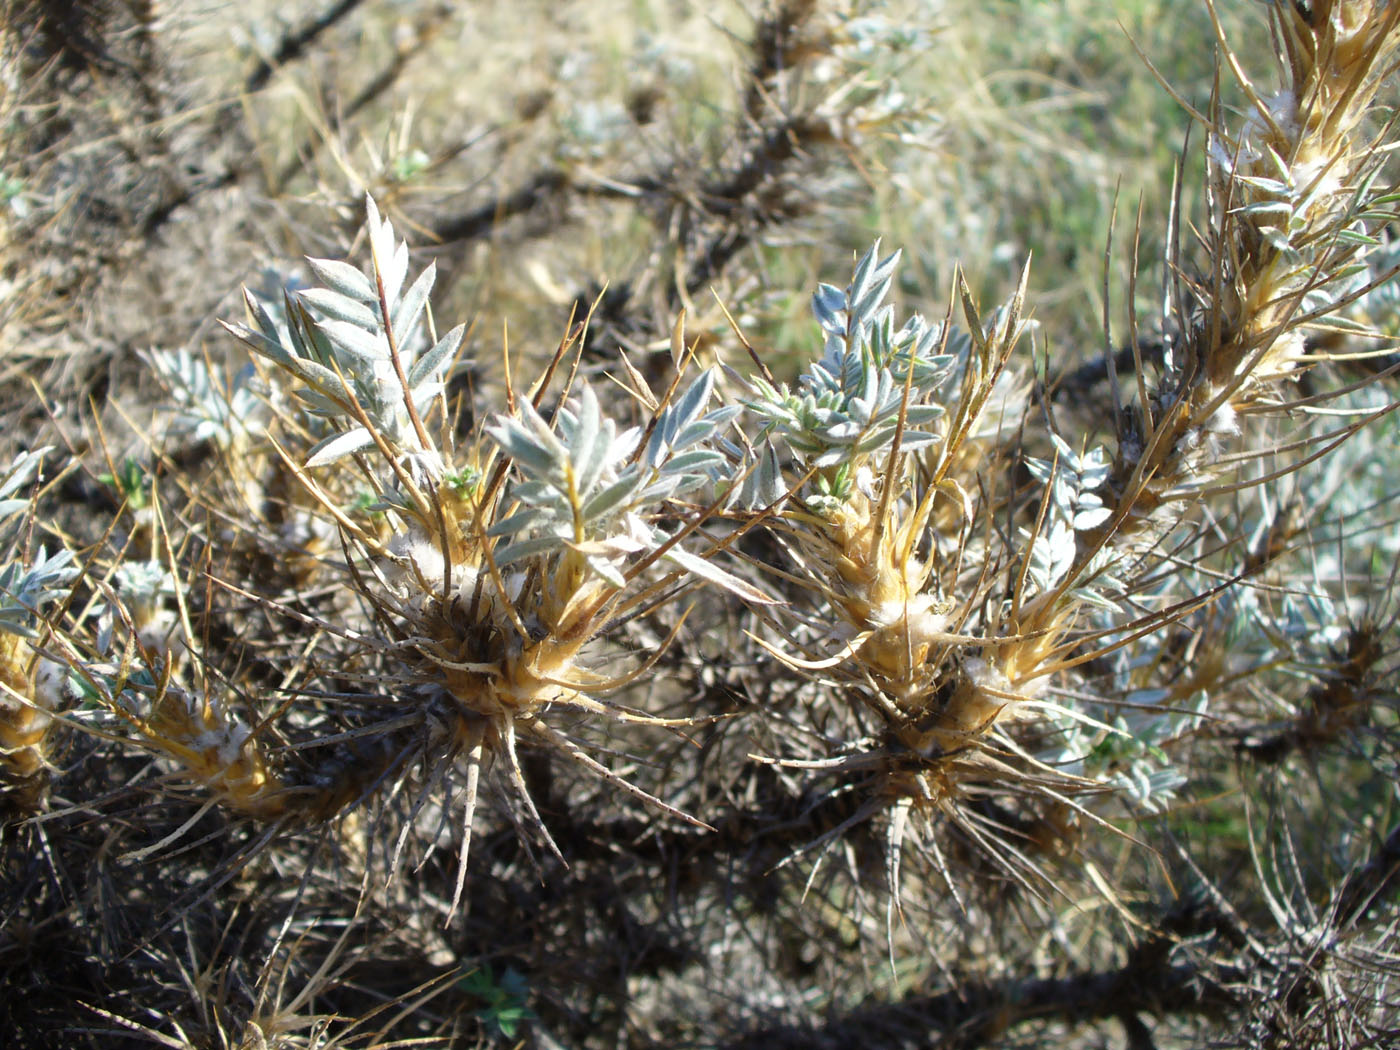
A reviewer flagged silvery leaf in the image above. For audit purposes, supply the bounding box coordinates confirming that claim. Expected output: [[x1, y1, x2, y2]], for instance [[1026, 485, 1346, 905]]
[[583, 551, 627, 588], [305, 257, 376, 302], [223, 319, 289, 367], [319, 320, 389, 368], [568, 386, 604, 483], [1073, 505, 1114, 531], [408, 324, 465, 388], [381, 240, 410, 308], [659, 448, 724, 478], [493, 534, 568, 568], [811, 283, 847, 334], [487, 506, 554, 538], [391, 262, 436, 341], [847, 242, 900, 333], [580, 468, 644, 523], [306, 427, 376, 467], [0, 448, 47, 500], [735, 441, 784, 510], [298, 288, 379, 329], [487, 401, 569, 479], [663, 544, 777, 605]]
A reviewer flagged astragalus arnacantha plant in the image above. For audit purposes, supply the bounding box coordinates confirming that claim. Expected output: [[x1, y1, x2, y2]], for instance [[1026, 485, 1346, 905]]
[[740, 245, 1136, 891], [0, 448, 76, 816], [725, 0, 1400, 902], [213, 196, 770, 899], [11, 2, 1400, 1047], [125, 0, 1400, 912], [1103, 0, 1400, 548]]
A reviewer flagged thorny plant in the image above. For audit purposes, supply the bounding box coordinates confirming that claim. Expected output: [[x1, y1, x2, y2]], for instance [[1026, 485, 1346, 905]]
[[78, 0, 1392, 900], [0, 448, 75, 815], [216, 196, 770, 902], [6, 2, 1400, 1048], [27, 0, 1400, 900]]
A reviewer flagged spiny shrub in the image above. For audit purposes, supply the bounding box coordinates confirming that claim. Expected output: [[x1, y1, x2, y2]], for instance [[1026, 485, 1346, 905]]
[[4, 2, 1400, 1048]]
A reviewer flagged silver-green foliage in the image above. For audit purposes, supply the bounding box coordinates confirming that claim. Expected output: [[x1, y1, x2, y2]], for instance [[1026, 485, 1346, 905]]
[[0, 448, 49, 534], [0, 548, 75, 639], [223, 196, 465, 471], [0, 449, 74, 638], [485, 373, 744, 590], [146, 349, 264, 450], [746, 243, 963, 489], [1022, 434, 1113, 594]]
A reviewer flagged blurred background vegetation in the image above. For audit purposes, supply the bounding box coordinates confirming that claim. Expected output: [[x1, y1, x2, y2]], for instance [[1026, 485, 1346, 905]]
[[1, 0, 1265, 383]]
